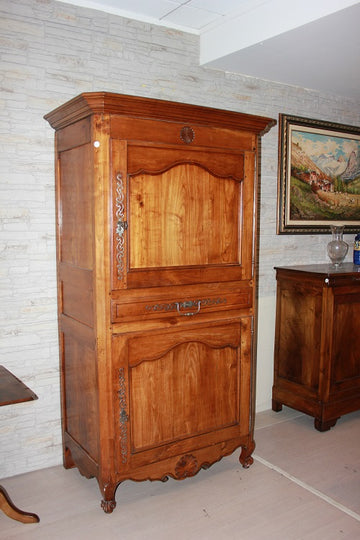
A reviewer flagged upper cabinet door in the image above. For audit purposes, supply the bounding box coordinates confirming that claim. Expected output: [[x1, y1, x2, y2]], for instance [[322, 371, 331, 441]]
[[111, 122, 256, 291]]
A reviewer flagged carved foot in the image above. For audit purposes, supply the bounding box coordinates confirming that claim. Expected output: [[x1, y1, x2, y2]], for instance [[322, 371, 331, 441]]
[[272, 399, 283, 412], [100, 481, 118, 513], [239, 440, 255, 469], [101, 499, 116, 514], [314, 417, 338, 432]]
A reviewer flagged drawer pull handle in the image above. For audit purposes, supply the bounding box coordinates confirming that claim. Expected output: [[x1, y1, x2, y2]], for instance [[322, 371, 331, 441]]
[[175, 300, 201, 317], [145, 297, 227, 314]]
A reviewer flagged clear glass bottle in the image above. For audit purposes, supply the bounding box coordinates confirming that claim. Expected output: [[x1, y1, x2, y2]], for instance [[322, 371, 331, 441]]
[[327, 225, 348, 266]]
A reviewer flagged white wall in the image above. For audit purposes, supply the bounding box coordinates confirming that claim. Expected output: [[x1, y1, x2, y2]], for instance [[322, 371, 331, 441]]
[[0, 0, 359, 479]]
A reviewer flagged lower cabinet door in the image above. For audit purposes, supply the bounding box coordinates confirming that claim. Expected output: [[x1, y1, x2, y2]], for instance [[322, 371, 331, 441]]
[[112, 318, 253, 480]]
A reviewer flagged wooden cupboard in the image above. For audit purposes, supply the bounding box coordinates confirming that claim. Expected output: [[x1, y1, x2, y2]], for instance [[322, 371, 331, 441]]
[[45, 92, 275, 512], [272, 264, 360, 431]]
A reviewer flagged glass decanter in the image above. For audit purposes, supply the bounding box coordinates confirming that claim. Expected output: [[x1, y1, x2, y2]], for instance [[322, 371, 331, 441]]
[[327, 225, 348, 266]]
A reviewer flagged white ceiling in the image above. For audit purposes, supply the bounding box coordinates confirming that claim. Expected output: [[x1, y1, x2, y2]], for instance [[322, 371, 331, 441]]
[[60, 0, 360, 101]]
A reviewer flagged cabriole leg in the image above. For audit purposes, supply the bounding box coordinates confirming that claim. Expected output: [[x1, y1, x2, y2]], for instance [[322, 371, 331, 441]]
[[100, 482, 118, 514], [239, 439, 255, 468]]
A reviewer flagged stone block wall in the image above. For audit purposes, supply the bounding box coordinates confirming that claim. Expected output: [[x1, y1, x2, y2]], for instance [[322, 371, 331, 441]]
[[0, 0, 359, 478]]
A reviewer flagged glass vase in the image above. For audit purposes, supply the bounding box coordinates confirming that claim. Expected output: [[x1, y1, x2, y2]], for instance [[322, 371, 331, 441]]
[[327, 225, 348, 266]]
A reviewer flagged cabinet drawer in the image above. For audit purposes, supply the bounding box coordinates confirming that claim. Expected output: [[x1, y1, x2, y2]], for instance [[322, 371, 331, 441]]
[[111, 284, 252, 323]]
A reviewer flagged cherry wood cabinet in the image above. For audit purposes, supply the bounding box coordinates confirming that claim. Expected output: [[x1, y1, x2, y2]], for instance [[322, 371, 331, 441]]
[[272, 264, 360, 431], [45, 92, 274, 512]]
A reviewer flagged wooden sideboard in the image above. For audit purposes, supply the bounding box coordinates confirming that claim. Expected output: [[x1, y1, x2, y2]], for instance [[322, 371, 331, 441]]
[[45, 92, 275, 512], [272, 263, 360, 431]]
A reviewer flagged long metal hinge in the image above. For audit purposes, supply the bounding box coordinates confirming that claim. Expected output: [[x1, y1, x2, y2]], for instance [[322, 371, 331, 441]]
[[119, 408, 129, 424]]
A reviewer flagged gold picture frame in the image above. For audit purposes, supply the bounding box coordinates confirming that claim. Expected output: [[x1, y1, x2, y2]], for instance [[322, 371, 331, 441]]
[[277, 113, 360, 234]]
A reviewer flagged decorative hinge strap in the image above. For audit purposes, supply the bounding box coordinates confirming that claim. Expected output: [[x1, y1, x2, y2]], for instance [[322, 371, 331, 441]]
[[118, 368, 128, 464], [115, 173, 126, 281]]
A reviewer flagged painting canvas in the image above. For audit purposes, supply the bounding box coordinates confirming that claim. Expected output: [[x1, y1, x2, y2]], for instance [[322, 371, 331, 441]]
[[277, 114, 360, 233]]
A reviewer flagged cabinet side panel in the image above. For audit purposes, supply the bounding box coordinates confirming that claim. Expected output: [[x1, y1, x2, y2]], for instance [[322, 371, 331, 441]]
[[57, 137, 94, 337], [55, 124, 98, 466], [60, 265, 94, 327], [61, 319, 99, 461], [58, 144, 93, 269], [57, 117, 91, 152], [277, 284, 322, 389]]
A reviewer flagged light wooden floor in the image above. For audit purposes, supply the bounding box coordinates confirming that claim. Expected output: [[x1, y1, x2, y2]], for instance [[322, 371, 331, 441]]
[[1, 408, 359, 539]]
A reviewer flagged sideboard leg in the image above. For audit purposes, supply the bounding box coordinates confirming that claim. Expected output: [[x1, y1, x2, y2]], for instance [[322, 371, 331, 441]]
[[272, 399, 283, 412], [314, 417, 338, 432]]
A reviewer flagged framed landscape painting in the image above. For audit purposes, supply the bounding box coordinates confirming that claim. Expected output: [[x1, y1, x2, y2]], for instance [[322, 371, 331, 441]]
[[277, 114, 360, 234]]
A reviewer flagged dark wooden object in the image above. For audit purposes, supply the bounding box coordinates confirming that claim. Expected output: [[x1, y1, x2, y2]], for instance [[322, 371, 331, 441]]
[[0, 365, 38, 406], [45, 92, 275, 513], [0, 365, 39, 523], [272, 264, 360, 431]]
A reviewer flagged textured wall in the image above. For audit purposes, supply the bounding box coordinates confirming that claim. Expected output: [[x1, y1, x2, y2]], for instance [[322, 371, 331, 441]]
[[0, 0, 359, 478]]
